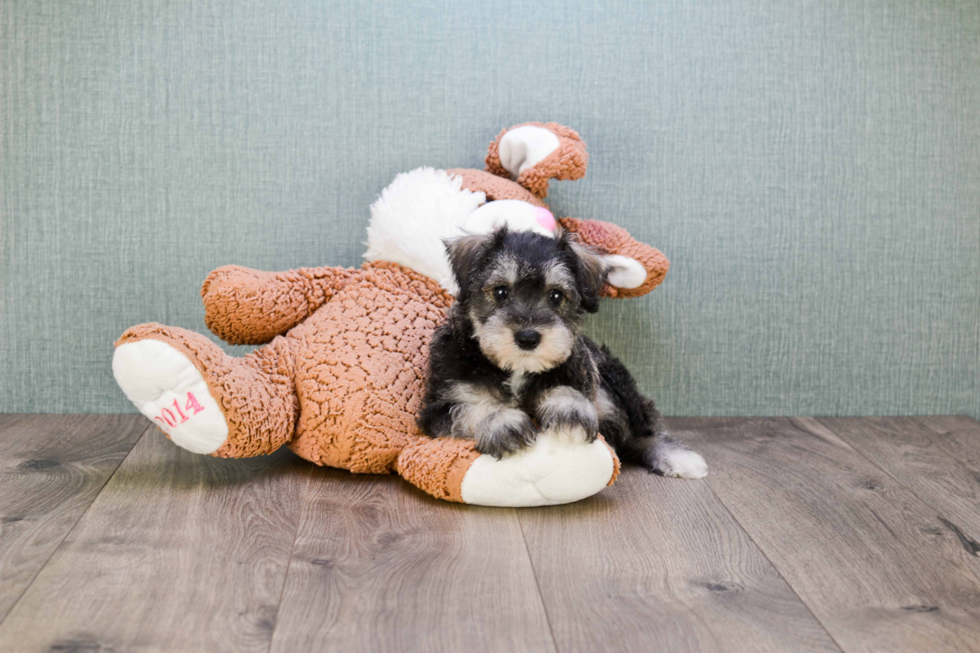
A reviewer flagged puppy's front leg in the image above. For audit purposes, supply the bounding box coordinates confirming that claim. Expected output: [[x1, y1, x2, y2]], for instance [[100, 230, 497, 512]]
[[426, 383, 534, 458], [535, 386, 599, 444], [464, 405, 536, 459], [419, 383, 537, 459]]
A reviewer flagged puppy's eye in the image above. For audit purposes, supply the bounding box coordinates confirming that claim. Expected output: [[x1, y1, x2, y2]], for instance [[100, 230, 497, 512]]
[[493, 286, 509, 301], [548, 289, 564, 306]]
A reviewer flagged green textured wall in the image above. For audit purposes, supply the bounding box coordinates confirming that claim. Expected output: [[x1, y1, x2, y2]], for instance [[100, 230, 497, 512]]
[[2, 0, 978, 417]]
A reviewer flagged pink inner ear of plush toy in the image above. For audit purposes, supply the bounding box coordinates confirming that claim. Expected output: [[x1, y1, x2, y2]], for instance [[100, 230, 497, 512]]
[[534, 207, 556, 231]]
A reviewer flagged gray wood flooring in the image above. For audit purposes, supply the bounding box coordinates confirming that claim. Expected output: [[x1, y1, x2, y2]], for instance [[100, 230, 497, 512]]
[[1, 414, 979, 652]]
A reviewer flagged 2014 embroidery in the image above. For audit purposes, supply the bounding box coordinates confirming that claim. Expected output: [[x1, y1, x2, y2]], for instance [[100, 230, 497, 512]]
[[154, 392, 205, 428]]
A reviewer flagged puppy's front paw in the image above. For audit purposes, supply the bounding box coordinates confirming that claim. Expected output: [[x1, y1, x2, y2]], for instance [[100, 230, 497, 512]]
[[475, 408, 537, 459], [543, 411, 599, 444], [537, 387, 599, 443]]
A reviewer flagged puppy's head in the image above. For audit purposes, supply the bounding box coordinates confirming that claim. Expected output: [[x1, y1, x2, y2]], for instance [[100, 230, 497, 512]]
[[446, 226, 608, 373]]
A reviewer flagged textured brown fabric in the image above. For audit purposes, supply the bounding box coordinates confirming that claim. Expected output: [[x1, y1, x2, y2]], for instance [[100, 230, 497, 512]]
[[485, 122, 589, 199], [396, 436, 482, 503], [597, 435, 621, 486], [559, 217, 670, 298], [284, 261, 452, 474], [202, 264, 357, 345], [116, 262, 468, 493], [115, 323, 299, 458], [446, 168, 547, 207]]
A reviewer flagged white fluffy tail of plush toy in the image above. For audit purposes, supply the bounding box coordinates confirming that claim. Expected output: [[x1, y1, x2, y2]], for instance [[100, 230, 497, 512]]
[[364, 167, 484, 292]]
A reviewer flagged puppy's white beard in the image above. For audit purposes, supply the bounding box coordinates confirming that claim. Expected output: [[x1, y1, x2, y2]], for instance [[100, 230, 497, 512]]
[[473, 317, 574, 373]]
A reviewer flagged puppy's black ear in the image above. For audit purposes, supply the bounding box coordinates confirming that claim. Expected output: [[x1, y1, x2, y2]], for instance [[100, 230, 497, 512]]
[[560, 230, 608, 313], [444, 226, 507, 290]]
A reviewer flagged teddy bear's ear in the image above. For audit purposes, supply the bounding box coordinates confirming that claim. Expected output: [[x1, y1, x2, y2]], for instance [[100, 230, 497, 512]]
[[485, 123, 589, 199], [558, 217, 670, 298]]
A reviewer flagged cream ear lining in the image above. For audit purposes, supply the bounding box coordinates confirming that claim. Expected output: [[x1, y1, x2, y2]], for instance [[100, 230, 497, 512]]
[[499, 126, 561, 177], [602, 254, 647, 289]]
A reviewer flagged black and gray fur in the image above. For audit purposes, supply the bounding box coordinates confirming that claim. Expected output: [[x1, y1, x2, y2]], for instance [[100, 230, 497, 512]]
[[418, 226, 704, 477]]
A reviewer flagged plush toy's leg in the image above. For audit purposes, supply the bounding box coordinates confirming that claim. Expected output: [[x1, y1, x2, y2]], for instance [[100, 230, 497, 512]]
[[558, 217, 670, 298], [396, 437, 482, 502], [485, 122, 589, 199], [445, 168, 547, 207], [112, 323, 298, 457], [396, 432, 621, 507]]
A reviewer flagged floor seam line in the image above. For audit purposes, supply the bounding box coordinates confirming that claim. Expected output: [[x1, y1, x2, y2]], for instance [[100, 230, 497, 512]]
[[699, 470, 849, 653], [516, 511, 561, 653], [811, 416, 980, 543], [0, 419, 152, 632], [265, 462, 316, 653]]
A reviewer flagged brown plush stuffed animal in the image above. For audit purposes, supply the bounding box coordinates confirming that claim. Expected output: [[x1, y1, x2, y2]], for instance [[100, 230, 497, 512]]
[[112, 122, 669, 506]]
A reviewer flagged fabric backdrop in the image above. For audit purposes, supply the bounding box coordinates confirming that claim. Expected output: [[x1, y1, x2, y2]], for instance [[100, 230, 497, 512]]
[[2, 0, 978, 417]]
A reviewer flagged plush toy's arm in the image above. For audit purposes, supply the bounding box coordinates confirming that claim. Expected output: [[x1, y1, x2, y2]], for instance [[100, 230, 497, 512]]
[[446, 168, 548, 206], [201, 265, 357, 345], [559, 217, 670, 298], [397, 433, 620, 506]]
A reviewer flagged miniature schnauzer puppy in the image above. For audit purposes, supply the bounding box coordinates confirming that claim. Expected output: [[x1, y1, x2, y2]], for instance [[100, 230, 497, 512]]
[[418, 226, 707, 479]]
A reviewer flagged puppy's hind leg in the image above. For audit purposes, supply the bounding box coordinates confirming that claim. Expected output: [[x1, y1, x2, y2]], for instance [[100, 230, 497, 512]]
[[594, 344, 707, 479], [612, 395, 707, 479], [643, 422, 708, 480]]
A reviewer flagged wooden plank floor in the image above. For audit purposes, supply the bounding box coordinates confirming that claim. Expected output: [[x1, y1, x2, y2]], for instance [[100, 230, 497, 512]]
[[1, 416, 979, 652]]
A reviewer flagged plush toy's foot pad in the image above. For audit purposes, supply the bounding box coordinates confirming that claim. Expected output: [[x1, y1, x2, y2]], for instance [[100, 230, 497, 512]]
[[113, 338, 228, 454], [459, 434, 618, 507]]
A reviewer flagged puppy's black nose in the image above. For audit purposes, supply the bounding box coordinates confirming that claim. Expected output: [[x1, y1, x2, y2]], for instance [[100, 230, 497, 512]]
[[514, 330, 541, 350]]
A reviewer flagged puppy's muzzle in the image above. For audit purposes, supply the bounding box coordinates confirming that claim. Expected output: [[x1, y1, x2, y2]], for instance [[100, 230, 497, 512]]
[[514, 330, 541, 351]]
